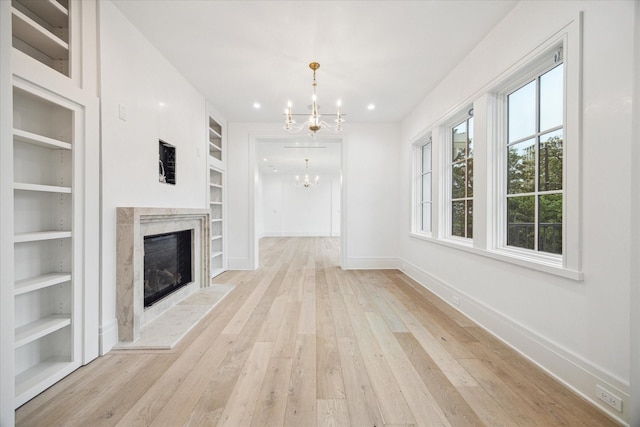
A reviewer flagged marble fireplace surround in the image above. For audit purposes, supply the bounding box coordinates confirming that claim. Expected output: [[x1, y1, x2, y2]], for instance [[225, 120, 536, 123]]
[[116, 207, 210, 342]]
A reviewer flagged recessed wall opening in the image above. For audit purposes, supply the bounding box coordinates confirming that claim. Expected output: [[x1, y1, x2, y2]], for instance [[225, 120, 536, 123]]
[[253, 136, 344, 268]]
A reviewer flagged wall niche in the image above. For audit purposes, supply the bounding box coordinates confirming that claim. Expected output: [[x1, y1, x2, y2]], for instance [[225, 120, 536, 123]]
[[159, 140, 176, 185]]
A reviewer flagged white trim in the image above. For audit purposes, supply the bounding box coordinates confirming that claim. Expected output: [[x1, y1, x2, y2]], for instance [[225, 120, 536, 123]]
[[248, 132, 347, 270], [98, 319, 118, 356], [227, 257, 254, 271], [400, 258, 627, 425], [262, 231, 339, 237], [630, 2, 640, 426], [408, 232, 581, 281], [488, 17, 582, 274], [440, 107, 474, 243], [343, 257, 400, 270], [411, 133, 433, 236]]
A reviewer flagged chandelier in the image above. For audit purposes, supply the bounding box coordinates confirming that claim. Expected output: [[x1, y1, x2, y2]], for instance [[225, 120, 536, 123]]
[[296, 158, 319, 188], [284, 62, 345, 136]]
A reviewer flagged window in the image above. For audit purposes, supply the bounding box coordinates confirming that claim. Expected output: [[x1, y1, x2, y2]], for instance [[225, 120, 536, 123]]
[[420, 136, 432, 233], [451, 114, 473, 239], [506, 52, 563, 254]]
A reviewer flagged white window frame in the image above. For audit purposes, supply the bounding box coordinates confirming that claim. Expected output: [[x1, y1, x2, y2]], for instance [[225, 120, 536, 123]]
[[489, 27, 582, 278], [412, 133, 433, 236], [443, 107, 474, 246]]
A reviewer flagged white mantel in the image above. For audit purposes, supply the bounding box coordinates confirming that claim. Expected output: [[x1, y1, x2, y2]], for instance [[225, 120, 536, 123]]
[[116, 207, 210, 342]]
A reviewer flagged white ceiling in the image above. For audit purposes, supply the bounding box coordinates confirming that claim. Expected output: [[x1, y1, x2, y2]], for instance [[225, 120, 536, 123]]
[[111, 0, 518, 175]]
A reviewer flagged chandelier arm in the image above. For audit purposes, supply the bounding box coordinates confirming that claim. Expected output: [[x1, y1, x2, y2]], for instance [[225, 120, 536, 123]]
[[284, 62, 344, 135]]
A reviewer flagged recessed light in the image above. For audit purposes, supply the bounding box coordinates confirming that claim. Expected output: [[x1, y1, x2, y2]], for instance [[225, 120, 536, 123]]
[[263, 158, 268, 161], [253, 102, 261, 109], [367, 103, 375, 110]]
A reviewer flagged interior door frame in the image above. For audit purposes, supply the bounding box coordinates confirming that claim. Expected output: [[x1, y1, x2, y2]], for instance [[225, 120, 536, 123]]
[[248, 132, 347, 269]]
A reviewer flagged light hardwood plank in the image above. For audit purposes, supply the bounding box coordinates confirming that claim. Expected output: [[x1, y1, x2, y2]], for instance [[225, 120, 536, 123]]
[[365, 311, 451, 426], [317, 399, 350, 427], [15, 237, 620, 427], [250, 356, 293, 427], [217, 342, 274, 427], [337, 336, 384, 427], [342, 293, 416, 425], [284, 334, 317, 426]]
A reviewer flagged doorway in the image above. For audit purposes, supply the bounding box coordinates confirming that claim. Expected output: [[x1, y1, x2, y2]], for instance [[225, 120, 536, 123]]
[[250, 136, 345, 268]]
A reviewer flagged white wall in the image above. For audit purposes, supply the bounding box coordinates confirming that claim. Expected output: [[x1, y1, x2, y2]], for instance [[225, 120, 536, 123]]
[[98, 1, 208, 353], [399, 1, 635, 424], [227, 122, 400, 270], [261, 173, 340, 237]]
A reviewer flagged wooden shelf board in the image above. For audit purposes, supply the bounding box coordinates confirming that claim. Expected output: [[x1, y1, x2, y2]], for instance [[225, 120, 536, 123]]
[[15, 314, 71, 348], [14, 128, 72, 150], [209, 183, 222, 188], [15, 273, 72, 295], [208, 141, 222, 152], [211, 251, 223, 259], [211, 218, 223, 223], [12, 7, 69, 60], [14, 182, 72, 193], [14, 231, 72, 243], [209, 201, 222, 205], [211, 235, 223, 241], [19, 0, 68, 27]]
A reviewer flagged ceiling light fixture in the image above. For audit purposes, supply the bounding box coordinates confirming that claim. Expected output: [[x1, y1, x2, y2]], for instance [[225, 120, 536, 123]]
[[284, 62, 344, 136], [296, 158, 319, 188]]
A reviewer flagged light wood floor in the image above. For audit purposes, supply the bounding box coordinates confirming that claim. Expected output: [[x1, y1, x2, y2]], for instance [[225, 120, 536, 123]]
[[17, 237, 618, 426]]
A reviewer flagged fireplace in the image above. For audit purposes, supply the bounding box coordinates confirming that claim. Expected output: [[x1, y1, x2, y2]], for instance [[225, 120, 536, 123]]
[[116, 207, 210, 342], [144, 230, 193, 307]]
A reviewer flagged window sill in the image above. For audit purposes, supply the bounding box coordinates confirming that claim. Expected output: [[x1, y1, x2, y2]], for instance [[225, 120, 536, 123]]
[[408, 232, 583, 281]]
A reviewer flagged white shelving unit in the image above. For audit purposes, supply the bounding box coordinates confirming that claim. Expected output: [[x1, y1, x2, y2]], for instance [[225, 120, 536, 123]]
[[11, 0, 70, 76], [1, 2, 99, 419], [12, 82, 78, 406], [208, 116, 222, 163], [207, 113, 226, 278]]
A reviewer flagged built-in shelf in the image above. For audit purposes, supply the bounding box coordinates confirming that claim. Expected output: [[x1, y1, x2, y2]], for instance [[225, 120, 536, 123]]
[[15, 315, 71, 348], [15, 358, 71, 402], [14, 182, 72, 193], [18, 0, 69, 27], [208, 117, 222, 162], [211, 267, 225, 278], [4, 0, 95, 415], [11, 7, 69, 60], [15, 273, 72, 296], [14, 231, 72, 243], [207, 115, 224, 278], [14, 128, 71, 150]]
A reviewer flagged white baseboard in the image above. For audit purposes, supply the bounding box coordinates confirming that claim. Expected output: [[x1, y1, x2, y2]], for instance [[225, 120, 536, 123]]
[[228, 257, 254, 270], [343, 257, 400, 270], [99, 319, 118, 356], [262, 231, 339, 237], [400, 259, 630, 426]]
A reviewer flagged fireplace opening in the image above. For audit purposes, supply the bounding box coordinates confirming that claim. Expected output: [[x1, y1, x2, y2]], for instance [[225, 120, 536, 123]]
[[144, 230, 193, 307]]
